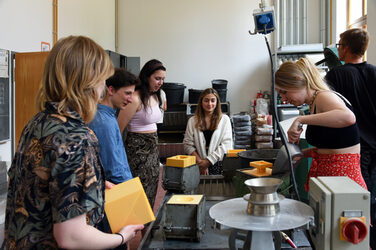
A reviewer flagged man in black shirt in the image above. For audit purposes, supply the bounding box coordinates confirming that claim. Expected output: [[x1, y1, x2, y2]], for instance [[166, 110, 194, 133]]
[[326, 28, 376, 248]]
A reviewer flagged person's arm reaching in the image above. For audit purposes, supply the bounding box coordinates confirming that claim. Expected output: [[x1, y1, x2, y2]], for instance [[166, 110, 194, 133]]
[[118, 92, 141, 133], [288, 91, 356, 143], [53, 213, 143, 249]]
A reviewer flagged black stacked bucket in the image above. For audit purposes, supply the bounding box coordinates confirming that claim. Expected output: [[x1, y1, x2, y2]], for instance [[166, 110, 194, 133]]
[[162, 82, 186, 106], [188, 89, 203, 104], [212, 79, 228, 103]]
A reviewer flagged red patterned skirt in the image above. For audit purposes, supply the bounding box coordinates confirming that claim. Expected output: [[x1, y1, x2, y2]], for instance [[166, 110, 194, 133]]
[[305, 151, 367, 191]]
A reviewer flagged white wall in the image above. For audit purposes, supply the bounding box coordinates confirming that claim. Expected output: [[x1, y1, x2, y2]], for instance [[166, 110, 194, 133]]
[[0, 0, 115, 161], [118, 0, 274, 114], [368, 1, 376, 64], [0, 0, 52, 52], [0, 0, 52, 162], [0, 0, 115, 51], [59, 0, 116, 51]]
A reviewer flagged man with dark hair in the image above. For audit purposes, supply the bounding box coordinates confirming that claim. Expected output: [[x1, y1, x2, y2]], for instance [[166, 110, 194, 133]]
[[89, 68, 137, 185], [326, 28, 376, 248]]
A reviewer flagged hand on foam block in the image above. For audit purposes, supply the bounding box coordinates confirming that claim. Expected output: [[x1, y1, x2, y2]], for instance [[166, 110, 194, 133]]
[[105, 177, 155, 233]]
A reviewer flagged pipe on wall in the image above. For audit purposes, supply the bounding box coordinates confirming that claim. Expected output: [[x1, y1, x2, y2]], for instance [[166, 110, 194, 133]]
[[302, 0, 307, 44], [53, 0, 58, 45], [115, 0, 119, 52], [288, 0, 293, 44], [294, 0, 300, 44], [280, 0, 287, 46], [320, 0, 326, 45]]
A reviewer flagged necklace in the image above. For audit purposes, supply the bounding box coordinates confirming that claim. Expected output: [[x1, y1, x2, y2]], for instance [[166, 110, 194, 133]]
[[309, 90, 318, 107]]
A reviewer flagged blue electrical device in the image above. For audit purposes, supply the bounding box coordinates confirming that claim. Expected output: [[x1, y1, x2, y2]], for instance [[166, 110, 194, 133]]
[[253, 7, 275, 34]]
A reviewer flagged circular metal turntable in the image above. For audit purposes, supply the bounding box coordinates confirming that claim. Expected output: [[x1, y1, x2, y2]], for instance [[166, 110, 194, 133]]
[[209, 197, 314, 249], [209, 197, 313, 231]]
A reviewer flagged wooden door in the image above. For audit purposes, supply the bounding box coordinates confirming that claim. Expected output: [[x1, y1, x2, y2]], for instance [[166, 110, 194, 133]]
[[14, 52, 48, 147]]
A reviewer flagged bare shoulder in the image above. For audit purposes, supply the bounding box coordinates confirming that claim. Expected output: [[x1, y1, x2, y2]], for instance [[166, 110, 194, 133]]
[[130, 91, 142, 110], [316, 90, 347, 110], [317, 91, 341, 103], [133, 91, 142, 103]]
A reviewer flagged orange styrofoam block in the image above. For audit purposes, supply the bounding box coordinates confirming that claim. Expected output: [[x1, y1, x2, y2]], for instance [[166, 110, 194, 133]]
[[242, 160, 274, 177], [166, 155, 196, 168], [105, 177, 155, 233], [249, 160, 273, 168], [242, 168, 272, 177], [227, 149, 246, 158], [167, 194, 204, 205]]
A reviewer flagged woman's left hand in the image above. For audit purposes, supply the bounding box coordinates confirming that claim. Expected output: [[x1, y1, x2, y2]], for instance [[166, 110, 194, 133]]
[[287, 118, 303, 144], [198, 159, 211, 175]]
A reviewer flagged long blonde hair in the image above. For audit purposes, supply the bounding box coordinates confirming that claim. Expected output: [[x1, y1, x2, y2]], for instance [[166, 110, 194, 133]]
[[36, 36, 114, 123], [275, 57, 330, 92], [194, 88, 222, 130]]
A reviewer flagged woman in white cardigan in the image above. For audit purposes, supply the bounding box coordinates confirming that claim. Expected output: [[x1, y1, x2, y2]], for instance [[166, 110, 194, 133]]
[[183, 88, 233, 175]]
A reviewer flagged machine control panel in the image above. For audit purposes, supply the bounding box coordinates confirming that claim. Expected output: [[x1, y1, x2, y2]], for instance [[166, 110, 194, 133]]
[[309, 177, 370, 250]]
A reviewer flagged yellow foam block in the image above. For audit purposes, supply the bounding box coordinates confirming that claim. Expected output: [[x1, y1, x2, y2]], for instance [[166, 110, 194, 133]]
[[246, 160, 273, 177], [249, 160, 273, 168], [242, 168, 272, 177], [227, 149, 245, 158], [166, 155, 196, 168], [105, 177, 155, 233], [167, 194, 204, 205]]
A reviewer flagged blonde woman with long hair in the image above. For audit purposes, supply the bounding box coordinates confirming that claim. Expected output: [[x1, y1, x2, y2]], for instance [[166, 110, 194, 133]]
[[4, 36, 143, 249], [275, 57, 366, 190], [183, 88, 233, 175]]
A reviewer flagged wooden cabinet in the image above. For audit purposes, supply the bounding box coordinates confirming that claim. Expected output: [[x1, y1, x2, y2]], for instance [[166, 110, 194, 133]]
[[14, 52, 48, 147]]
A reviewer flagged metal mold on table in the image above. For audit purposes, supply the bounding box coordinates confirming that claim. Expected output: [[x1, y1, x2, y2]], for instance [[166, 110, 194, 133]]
[[140, 198, 243, 250], [162, 164, 200, 193], [161, 195, 206, 241], [245, 178, 282, 216]]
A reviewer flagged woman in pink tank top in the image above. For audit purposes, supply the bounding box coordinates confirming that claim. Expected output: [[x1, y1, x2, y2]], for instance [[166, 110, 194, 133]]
[[118, 59, 165, 209]]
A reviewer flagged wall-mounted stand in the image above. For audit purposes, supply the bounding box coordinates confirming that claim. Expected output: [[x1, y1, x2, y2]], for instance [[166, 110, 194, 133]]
[[248, 1, 300, 200]]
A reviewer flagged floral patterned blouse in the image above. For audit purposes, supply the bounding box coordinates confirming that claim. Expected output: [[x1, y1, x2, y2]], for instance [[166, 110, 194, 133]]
[[4, 102, 105, 249]]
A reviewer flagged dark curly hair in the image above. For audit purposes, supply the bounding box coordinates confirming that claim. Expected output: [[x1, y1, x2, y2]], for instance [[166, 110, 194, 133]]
[[137, 59, 166, 107]]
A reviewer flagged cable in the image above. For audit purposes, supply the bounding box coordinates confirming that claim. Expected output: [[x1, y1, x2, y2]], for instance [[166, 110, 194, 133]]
[[264, 36, 301, 201]]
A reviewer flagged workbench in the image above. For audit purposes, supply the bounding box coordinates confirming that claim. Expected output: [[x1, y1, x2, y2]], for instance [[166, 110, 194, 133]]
[[138, 192, 313, 250], [139, 193, 236, 250]]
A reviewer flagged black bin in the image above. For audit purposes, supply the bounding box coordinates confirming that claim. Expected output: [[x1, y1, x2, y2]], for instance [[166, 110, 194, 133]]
[[216, 89, 227, 102], [189, 89, 203, 104], [162, 82, 186, 105], [212, 79, 228, 89], [212, 79, 228, 102]]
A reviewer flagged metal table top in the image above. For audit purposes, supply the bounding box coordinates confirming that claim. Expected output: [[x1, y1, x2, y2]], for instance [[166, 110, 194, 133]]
[[209, 197, 314, 231], [141, 199, 240, 249]]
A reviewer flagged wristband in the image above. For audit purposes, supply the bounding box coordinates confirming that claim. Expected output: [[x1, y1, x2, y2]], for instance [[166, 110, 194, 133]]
[[115, 232, 124, 246]]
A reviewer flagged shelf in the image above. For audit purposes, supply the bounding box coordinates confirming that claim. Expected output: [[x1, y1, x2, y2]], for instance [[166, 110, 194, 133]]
[[159, 130, 185, 134]]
